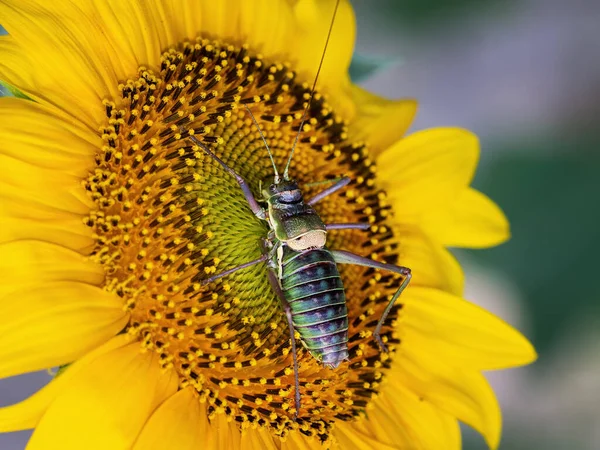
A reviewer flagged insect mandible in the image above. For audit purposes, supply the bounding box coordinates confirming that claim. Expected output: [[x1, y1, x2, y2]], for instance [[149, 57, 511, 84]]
[[182, 0, 411, 418]]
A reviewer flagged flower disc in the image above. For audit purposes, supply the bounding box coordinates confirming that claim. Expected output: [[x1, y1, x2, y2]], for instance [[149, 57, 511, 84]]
[[86, 38, 404, 440]]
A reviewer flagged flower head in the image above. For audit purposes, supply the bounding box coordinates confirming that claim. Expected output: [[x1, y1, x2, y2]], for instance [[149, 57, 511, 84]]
[[0, 1, 536, 449]]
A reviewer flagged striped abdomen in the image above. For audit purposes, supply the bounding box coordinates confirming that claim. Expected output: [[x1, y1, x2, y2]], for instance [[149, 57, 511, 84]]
[[280, 246, 349, 368]]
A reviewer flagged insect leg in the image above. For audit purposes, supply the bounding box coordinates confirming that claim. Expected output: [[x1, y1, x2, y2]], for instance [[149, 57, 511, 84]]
[[185, 133, 266, 219], [264, 262, 301, 419], [307, 176, 351, 205], [201, 254, 268, 286], [326, 223, 370, 231], [330, 250, 412, 352], [303, 176, 345, 188]]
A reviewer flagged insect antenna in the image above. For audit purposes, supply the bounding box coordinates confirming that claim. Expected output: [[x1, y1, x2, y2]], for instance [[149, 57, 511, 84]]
[[243, 104, 280, 183], [283, 0, 341, 181]]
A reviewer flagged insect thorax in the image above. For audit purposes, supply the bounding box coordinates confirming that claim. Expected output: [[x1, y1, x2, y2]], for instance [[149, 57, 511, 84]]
[[264, 179, 327, 250]]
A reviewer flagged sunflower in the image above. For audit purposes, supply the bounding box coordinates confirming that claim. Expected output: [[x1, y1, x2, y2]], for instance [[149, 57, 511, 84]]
[[0, 0, 536, 449]]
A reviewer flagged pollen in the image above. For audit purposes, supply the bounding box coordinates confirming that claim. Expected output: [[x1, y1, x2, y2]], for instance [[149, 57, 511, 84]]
[[84, 38, 403, 442]]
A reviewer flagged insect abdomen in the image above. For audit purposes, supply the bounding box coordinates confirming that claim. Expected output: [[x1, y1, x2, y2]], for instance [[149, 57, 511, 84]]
[[281, 247, 349, 368]]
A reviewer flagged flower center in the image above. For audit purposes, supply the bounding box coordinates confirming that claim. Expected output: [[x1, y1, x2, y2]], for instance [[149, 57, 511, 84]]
[[84, 38, 403, 441]]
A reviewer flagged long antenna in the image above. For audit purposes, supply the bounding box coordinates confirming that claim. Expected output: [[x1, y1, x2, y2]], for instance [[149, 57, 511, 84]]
[[283, 0, 341, 180], [244, 104, 280, 183]]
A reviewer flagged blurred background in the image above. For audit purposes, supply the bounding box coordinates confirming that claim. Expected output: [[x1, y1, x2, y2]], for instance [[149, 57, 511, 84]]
[[1, 0, 599, 448], [349, 0, 599, 448]]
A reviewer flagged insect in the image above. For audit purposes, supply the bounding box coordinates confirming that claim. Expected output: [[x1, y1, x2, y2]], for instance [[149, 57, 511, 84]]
[[182, 0, 411, 417]]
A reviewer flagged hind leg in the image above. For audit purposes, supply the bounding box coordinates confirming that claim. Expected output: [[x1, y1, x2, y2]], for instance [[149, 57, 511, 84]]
[[264, 265, 301, 419], [331, 250, 411, 352], [260, 241, 301, 419]]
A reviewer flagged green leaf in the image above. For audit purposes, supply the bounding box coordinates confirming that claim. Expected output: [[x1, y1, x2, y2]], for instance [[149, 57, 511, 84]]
[[0, 28, 30, 99], [0, 80, 31, 100], [349, 53, 399, 83], [54, 364, 71, 378]]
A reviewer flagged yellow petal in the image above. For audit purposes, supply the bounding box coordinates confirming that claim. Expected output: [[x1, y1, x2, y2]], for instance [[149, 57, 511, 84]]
[[336, 411, 412, 450], [334, 421, 406, 450], [420, 188, 510, 248], [0, 281, 128, 379], [162, 0, 356, 114], [344, 384, 460, 450], [171, 1, 293, 62], [282, 432, 314, 450], [133, 388, 203, 450], [389, 385, 461, 450], [97, 0, 352, 94], [0, 215, 95, 253], [397, 223, 464, 296], [202, 411, 242, 450], [0, 97, 96, 249], [291, 0, 355, 96], [0, 1, 357, 124], [348, 85, 417, 155], [92, 1, 168, 72], [0, 155, 92, 216], [166, 0, 357, 114], [0, 240, 104, 298], [0, 1, 132, 124], [401, 287, 537, 370], [0, 334, 132, 432], [0, 35, 36, 94], [0, 97, 98, 173], [244, 427, 278, 450], [395, 349, 501, 449], [378, 128, 479, 222], [26, 342, 178, 450]]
